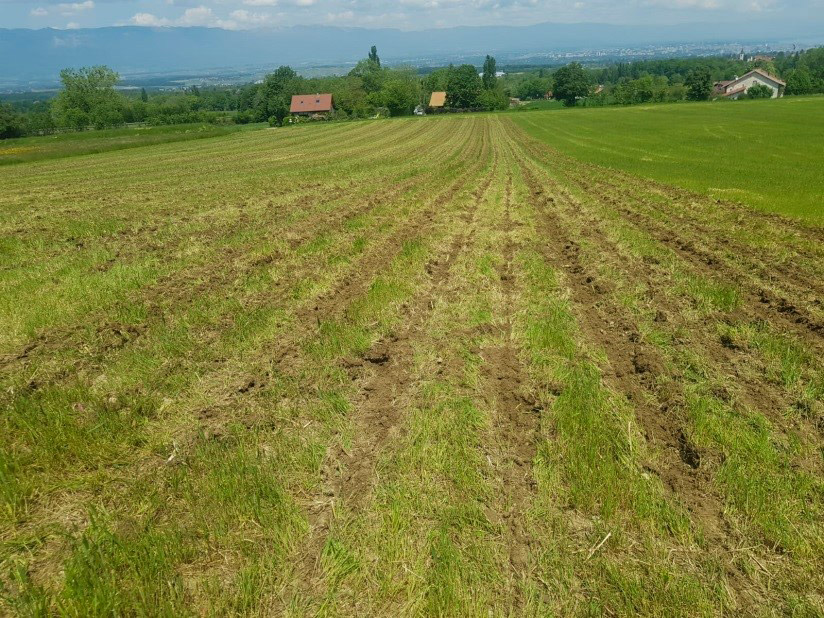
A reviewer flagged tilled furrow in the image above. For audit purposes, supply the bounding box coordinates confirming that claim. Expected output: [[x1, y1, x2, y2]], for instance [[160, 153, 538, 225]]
[[516, 153, 732, 545], [481, 171, 539, 580], [284, 120, 496, 604]]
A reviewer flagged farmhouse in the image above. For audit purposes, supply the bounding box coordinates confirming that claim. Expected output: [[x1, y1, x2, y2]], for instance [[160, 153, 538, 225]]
[[290, 93, 334, 116], [714, 69, 785, 99], [429, 91, 446, 109]]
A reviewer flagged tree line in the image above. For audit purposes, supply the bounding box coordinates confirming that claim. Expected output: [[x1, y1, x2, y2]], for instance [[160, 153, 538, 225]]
[[500, 47, 824, 107], [2, 46, 824, 139], [1, 47, 509, 138]]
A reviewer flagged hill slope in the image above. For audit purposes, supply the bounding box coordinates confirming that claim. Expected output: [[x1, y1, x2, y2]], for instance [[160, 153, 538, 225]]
[[1, 116, 822, 614]]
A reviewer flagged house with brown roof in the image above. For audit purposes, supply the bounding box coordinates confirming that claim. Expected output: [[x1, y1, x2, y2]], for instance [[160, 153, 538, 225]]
[[428, 91, 446, 109], [713, 69, 785, 99], [290, 93, 334, 116]]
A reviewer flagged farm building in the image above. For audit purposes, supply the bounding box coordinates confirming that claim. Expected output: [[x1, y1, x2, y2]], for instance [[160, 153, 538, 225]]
[[290, 93, 334, 116], [429, 91, 446, 109], [714, 69, 785, 99]]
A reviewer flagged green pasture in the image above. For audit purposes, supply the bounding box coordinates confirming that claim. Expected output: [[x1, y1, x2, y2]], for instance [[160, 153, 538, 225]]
[[0, 122, 265, 165], [512, 96, 824, 222]]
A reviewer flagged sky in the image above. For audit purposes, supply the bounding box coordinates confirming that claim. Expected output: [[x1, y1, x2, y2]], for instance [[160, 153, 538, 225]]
[[1, 0, 822, 31]]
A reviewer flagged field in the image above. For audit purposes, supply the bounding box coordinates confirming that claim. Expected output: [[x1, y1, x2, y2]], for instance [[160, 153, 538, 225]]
[[512, 97, 824, 221], [0, 123, 263, 166], [1, 115, 823, 616]]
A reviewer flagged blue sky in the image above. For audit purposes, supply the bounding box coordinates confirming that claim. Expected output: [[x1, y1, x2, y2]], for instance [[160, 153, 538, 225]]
[[1, 0, 822, 30]]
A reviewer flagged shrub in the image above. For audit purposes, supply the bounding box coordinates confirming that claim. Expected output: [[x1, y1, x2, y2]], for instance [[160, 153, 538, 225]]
[[746, 84, 774, 99]]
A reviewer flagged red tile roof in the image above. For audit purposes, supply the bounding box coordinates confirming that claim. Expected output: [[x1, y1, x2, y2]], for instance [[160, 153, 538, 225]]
[[290, 93, 333, 113]]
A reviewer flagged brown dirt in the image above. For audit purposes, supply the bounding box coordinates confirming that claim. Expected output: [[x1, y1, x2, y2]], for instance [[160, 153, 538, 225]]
[[511, 131, 824, 448], [516, 156, 730, 545], [281, 120, 495, 599], [480, 172, 540, 577]]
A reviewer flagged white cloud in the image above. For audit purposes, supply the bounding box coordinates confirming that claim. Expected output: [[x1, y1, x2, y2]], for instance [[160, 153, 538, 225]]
[[130, 12, 172, 26], [58, 0, 94, 14], [642, 0, 720, 8], [242, 0, 317, 5], [641, 0, 783, 9], [229, 9, 277, 25], [325, 10, 355, 22], [51, 0, 822, 31], [131, 5, 239, 29], [30, 7, 48, 16], [179, 5, 213, 25]]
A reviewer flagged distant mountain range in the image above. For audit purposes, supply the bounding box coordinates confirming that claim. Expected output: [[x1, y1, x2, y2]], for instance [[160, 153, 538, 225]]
[[2, 19, 823, 85]]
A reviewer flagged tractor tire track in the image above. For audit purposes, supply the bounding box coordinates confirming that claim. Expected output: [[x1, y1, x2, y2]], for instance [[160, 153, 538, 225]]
[[512, 131, 824, 346], [514, 151, 732, 546], [281, 120, 496, 606], [480, 169, 540, 582]]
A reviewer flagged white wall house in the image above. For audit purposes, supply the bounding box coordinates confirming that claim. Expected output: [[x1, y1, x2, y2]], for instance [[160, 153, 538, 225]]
[[714, 69, 786, 99]]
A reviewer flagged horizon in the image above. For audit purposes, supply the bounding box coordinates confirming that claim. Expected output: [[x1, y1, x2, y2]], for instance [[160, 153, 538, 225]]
[[2, 0, 824, 32]]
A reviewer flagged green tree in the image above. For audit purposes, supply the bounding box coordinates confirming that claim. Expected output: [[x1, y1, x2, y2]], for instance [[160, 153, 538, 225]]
[[349, 57, 384, 93], [685, 67, 712, 101], [258, 66, 301, 123], [785, 68, 815, 95], [446, 64, 483, 109], [478, 87, 509, 111], [423, 66, 453, 101], [381, 75, 420, 116], [746, 84, 773, 99], [482, 55, 497, 90], [140, 88, 148, 102], [368, 45, 380, 68], [268, 99, 290, 126], [553, 62, 589, 107], [516, 76, 549, 100], [53, 66, 123, 129], [0, 103, 25, 139]]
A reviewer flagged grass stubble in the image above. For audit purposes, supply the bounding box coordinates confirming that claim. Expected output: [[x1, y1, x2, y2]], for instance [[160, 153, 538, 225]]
[[1, 112, 822, 616]]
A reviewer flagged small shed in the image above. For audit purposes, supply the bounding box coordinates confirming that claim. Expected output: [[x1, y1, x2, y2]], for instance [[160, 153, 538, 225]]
[[290, 93, 334, 116], [429, 91, 447, 108]]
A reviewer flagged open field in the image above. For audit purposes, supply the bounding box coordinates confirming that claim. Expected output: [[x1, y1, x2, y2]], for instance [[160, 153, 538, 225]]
[[512, 97, 824, 221], [0, 123, 265, 166], [1, 115, 823, 616]]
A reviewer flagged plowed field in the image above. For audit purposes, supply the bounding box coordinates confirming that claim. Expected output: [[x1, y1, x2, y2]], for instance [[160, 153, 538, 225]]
[[1, 115, 822, 616]]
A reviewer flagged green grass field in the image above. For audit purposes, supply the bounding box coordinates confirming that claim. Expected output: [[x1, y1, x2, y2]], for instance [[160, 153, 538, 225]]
[[0, 122, 265, 165], [512, 96, 824, 221], [1, 112, 822, 615]]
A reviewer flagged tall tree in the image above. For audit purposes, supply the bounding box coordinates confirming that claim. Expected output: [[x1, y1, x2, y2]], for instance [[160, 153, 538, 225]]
[[349, 56, 384, 93], [0, 103, 25, 139], [446, 64, 483, 109], [381, 70, 420, 116], [52, 65, 123, 129], [785, 67, 815, 95], [553, 62, 589, 107], [368, 45, 380, 68], [258, 65, 301, 123], [482, 55, 497, 90], [140, 87, 148, 102], [685, 67, 712, 101]]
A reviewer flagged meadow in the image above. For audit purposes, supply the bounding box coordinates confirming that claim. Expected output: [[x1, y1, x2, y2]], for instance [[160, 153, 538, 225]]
[[0, 122, 264, 165], [512, 96, 824, 221], [1, 114, 822, 616]]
